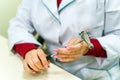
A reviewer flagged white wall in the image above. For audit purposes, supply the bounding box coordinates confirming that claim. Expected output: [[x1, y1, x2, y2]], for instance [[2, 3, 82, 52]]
[[0, 0, 21, 38]]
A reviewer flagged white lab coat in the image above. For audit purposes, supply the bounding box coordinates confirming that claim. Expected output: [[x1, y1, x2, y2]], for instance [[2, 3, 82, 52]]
[[8, 0, 120, 80]]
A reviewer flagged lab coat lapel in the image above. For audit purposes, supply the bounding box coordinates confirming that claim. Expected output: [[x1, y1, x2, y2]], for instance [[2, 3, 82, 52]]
[[58, 0, 85, 12], [41, 0, 60, 24], [58, 0, 75, 12]]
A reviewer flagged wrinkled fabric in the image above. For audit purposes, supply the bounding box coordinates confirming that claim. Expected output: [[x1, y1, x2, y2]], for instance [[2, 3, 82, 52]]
[[8, 0, 120, 80]]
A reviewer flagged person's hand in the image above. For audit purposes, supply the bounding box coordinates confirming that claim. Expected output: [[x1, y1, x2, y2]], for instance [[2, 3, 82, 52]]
[[54, 37, 89, 62], [23, 48, 50, 74]]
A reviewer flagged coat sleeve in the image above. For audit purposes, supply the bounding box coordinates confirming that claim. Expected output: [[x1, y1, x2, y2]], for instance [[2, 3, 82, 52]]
[[8, 0, 41, 50], [97, 0, 120, 61]]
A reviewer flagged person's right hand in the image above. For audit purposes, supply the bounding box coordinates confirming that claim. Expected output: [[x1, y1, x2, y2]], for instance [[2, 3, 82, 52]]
[[23, 48, 50, 74]]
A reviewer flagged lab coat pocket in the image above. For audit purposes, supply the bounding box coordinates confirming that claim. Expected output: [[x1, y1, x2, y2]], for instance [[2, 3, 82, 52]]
[[96, 0, 105, 9]]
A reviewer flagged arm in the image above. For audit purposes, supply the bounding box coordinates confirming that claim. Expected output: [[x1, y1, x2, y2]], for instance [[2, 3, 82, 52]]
[[53, 0, 120, 62], [53, 37, 106, 62], [97, 0, 120, 60], [8, 0, 40, 50], [8, 0, 49, 74], [13, 43, 37, 58]]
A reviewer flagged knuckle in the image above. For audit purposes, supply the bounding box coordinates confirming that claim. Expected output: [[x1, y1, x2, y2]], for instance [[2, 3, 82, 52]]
[[35, 60, 40, 65], [42, 60, 48, 65]]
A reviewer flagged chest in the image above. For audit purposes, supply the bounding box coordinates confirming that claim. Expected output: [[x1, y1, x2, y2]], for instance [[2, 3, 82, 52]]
[[31, 0, 105, 40]]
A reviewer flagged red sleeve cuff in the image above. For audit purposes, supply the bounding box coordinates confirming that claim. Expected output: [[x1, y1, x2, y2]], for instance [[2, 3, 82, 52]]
[[13, 43, 37, 58], [85, 38, 107, 58]]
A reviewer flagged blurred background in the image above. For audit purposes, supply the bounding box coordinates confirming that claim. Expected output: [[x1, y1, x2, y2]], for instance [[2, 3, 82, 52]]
[[0, 0, 21, 38]]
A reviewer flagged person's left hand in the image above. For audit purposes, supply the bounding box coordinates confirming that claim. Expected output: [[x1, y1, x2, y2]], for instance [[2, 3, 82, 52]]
[[54, 37, 89, 62]]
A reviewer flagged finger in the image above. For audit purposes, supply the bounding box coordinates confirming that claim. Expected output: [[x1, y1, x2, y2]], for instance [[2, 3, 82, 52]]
[[69, 43, 82, 49], [57, 48, 69, 54], [37, 49, 50, 69], [28, 58, 40, 72], [56, 52, 70, 58], [56, 47, 80, 55], [31, 54, 44, 70], [69, 41, 89, 54], [23, 60, 36, 74], [56, 47, 78, 55], [66, 37, 81, 46], [26, 53, 40, 72], [65, 44, 83, 53], [60, 57, 78, 62], [61, 54, 82, 62], [57, 52, 81, 59]]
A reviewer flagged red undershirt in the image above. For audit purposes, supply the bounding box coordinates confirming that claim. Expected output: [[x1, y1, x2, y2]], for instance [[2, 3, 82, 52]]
[[57, 0, 62, 7], [13, 0, 107, 58]]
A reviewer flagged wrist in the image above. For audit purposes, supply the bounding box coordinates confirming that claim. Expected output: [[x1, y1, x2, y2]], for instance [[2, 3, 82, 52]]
[[13, 43, 38, 58], [84, 38, 107, 58]]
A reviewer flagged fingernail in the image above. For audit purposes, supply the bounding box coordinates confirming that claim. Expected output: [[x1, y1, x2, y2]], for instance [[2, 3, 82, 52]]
[[45, 65, 49, 69], [66, 47, 70, 50], [64, 45, 67, 48], [53, 49, 58, 52], [48, 65, 50, 68], [32, 72, 36, 74], [53, 55, 58, 58]]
